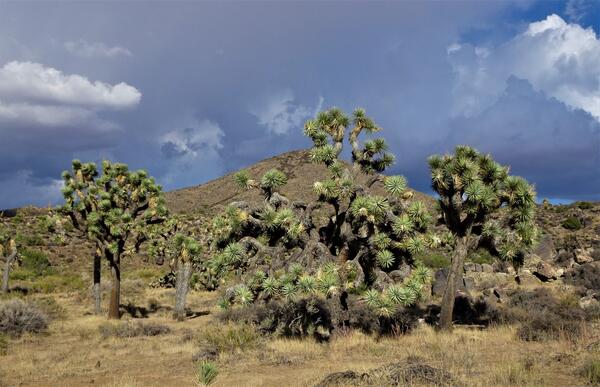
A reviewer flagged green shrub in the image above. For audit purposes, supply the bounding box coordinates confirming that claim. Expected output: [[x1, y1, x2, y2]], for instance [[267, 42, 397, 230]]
[[562, 217, 583, 231], [99, 321, 171, 338], [20, 249, 52, 276], [419, 253, 450, 269], [554, 206, 569, 214], [10, 268, 39, 281], [31, 274, 85, 293], [468, 248, 495, 265], [580, 358, 600, 385], [198, 322, 259, 353], [124, 268, 165, 282], [15, 233, 44, 246], [576, 201, 594, 210], [197, 361, 219, 386]]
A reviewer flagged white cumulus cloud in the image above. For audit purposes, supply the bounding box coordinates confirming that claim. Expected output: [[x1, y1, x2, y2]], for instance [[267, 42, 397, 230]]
[[65, 39, 133, 58], [251, 90, 324, 135], [0, 61, 141, 128], [0, 61, 140, 109], [448, 14, 600, 121]]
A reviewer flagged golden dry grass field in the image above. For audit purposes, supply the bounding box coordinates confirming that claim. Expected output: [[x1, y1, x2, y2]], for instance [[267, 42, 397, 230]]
[[1, 286, 599, 387]]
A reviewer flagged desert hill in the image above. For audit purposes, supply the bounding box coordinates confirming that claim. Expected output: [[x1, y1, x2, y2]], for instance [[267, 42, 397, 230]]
[[1, 150, 600, 386], [164, 149, 433, 215]]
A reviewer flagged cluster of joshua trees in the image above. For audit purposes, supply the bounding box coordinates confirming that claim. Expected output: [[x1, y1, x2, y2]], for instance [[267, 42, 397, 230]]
[[1, 107, 537, 331]]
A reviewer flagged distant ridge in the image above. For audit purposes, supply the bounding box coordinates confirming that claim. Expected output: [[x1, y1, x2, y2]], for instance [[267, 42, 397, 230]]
[[164, 149, 433, 215]]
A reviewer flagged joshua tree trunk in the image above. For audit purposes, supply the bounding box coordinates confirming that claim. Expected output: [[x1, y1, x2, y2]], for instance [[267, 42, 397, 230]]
[[174, 260, 192, 321], [439, 237, 468, 330], [2, 252, 17, 294], [108, 253, 121, 319], [93, 252, 101, 315]]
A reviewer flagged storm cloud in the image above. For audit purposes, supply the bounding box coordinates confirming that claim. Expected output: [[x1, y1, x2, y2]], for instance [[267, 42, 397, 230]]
[[0, 1, 598, 208]]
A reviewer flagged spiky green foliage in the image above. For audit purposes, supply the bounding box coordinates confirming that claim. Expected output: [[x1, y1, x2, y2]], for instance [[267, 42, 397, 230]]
[[216, 108, 434, 324], [429, 146, 537, 266], [197, 361, 219, 386], [261, 169, 287, 193], [360, 262, 431, 317], [60, 159, 167, 318]]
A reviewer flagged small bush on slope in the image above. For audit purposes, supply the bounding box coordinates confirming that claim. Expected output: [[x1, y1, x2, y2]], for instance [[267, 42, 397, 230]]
[[0, 299, 48, 337], [98, 321, 171, 338]]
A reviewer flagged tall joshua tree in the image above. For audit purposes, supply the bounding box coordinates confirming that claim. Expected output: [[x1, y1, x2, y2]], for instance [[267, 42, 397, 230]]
[[1, 236, 17, 294], [147, 218, 203, 321], [214, 108, 435, 300], [60, 160, 167, 319], [428, 146, 537, 330]]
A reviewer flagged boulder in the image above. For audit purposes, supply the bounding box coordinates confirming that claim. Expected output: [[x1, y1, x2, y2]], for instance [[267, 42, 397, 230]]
[[531, 261, 558, 282], [556, 250, 576, 268], [574, 249, 594, 264], [533, 235, 555, 261], [432, 268, 467, 297], [372, 270, 394, 291], [579, 294, 600, 310], [516, 270, 541, 286], [481, 264, 494, 273], [389, 263, 411, 282], [463, 277, 475, 293]]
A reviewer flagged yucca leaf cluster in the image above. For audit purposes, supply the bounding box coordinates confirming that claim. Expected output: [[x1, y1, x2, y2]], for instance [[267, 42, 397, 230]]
[[60, 160, 168, 257], [362, 263, 431, 317], [428, 145, 537, 265]]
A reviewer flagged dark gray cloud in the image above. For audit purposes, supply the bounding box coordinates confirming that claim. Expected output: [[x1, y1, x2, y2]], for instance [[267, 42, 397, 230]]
[[0, 1, 597, 208]]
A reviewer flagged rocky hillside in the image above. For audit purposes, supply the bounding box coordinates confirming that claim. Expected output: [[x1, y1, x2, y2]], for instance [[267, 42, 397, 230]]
[[0, 150, 599, 301], [164, 150, 433, 215]]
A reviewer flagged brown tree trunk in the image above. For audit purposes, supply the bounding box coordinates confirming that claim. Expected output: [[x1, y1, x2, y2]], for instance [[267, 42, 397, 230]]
[[108, 253, 121, 319], [174, 260, 192, 321], [2, 252, 17, 294], [439, 237, 469, 331], [93, 253, 101, 315]]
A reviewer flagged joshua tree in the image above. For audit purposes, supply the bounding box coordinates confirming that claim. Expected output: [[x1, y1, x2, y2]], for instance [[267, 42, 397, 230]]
[[212, 108, 435, 316], [147, 218, 203, 321], [60, 160, 167, 319], [428, 145, 537, 330], [1, 236, 17, 294]]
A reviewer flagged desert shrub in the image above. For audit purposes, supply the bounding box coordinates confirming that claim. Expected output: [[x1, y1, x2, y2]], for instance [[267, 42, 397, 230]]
[[0, 333, 7, 355], [0, 299, 48, 337], [221, 295, 423, 339], [503, 288, 584, 341], [15, 233, 44, 247], [125, 268, 165, 282], [219, 296, 333, 341], [32, 273, 85, 293], [20, 249, 52, 276], [553, 205, 569, 214], [198, 322, 260, 353], [565, 264, 600, 293], [580, 358, 600, 385], [197, 361, 219, 386], [468, 248, 495, 265], [418, 253, 450, 269], [98, 321, 171, 338], [562, 217, 583, 230], [32, 297, 66, 320], [576, 201, 594, 210], [585, 302, 600, 321], [517, 310, 581, 341]]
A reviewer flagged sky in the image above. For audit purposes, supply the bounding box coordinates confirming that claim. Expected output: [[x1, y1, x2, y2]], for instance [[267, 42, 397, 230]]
[[0, 0, 599, 209]]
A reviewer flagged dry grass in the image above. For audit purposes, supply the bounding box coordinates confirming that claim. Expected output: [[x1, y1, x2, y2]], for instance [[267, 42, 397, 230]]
[[0, 287, 597, 387]]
